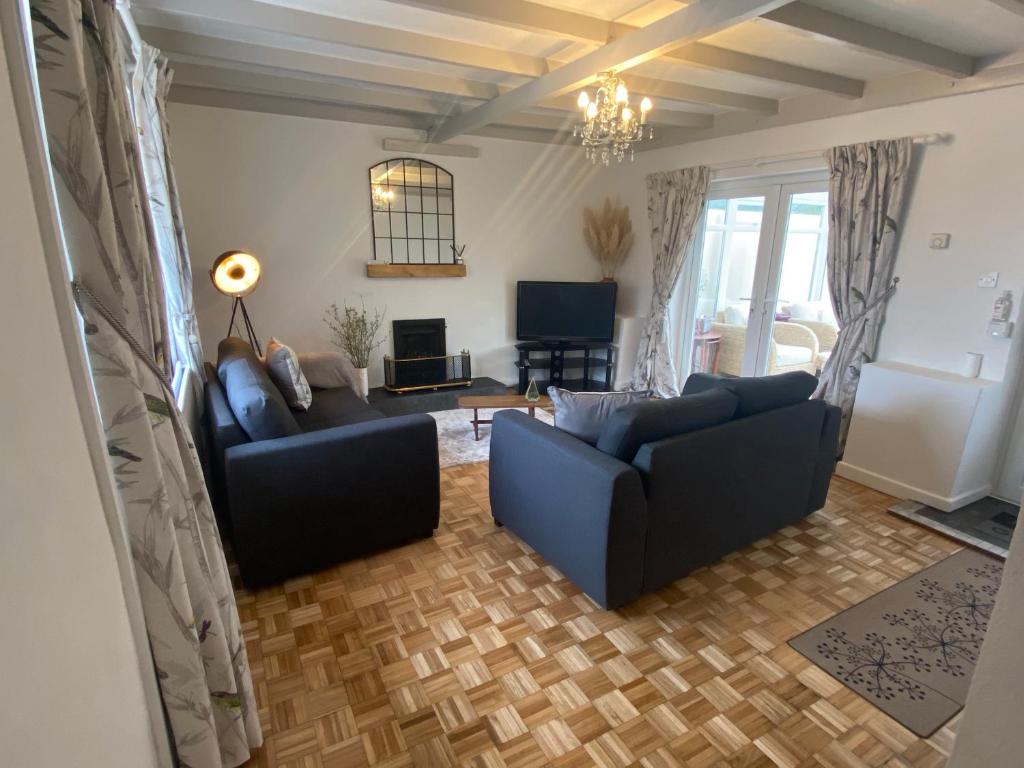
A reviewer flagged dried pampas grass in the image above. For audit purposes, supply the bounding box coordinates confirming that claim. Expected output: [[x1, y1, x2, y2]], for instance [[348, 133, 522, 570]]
[[583, 197, 635, 280]]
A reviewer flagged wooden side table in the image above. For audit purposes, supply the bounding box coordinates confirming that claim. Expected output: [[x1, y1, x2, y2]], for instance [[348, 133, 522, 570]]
[[691, 332, 722, 374], [457, 394, 553, 440]]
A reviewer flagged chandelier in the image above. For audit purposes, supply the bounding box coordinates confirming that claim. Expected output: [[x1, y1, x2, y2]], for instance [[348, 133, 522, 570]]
[[574, 71, 653, 165], [371, 185, 395, 210]]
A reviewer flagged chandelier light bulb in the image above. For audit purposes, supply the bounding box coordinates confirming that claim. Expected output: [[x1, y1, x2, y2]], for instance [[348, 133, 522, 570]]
[[640, 96, 652, 113], [577, 91, 590, 109], [621, 107, 633, 123], [586, 102, 598, 120], [615, 82, 628, 103]]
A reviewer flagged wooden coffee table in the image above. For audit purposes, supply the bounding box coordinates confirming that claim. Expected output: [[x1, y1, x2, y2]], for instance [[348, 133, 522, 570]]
[[457, 394, 553, 441]]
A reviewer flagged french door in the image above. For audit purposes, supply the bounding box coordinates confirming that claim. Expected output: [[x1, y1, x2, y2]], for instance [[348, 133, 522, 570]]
[[685, 173, 833, 378]]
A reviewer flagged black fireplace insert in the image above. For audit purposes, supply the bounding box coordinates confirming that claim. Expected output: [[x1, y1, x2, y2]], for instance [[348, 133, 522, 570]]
[[386, 319, 471, 392]]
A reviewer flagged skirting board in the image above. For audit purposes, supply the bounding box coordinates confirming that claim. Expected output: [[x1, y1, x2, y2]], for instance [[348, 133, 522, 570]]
[[836, 461, 991, 512]]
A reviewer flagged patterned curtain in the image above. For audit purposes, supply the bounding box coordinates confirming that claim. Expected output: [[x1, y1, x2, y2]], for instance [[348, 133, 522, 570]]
[[30, 3, 261, 766], [815, 138, 912, 450], [135, 42, 205, 396], [631, 166, 711, 396]]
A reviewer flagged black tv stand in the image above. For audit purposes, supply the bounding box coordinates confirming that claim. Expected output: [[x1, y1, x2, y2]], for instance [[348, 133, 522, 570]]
[[514, 341, 616, 394]]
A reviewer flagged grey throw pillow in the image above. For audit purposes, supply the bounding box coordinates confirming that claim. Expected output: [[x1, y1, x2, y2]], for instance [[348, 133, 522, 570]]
[[265, 338, 313, 411], [547, 387, 650, 445], [217, 337, 301, 441], [297, 351, 366, 402]]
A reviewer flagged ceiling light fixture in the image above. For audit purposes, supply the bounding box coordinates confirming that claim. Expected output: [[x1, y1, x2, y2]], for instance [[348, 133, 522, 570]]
[[371, 185, 395, 210], [574, 71, 653, 165]]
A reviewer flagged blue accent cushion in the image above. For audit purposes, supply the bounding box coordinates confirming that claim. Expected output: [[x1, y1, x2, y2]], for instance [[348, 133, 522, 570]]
[[217, 337, 301, 441], [682, 371, 817, 418], [547, 387, 650, 445], [596, 389, 739, 462]]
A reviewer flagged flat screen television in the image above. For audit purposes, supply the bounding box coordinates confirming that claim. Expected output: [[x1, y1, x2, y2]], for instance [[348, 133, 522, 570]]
[[516, 281, 617, 342]]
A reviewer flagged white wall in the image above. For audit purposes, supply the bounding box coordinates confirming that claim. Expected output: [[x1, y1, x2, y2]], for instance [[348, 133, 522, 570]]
[[0, 27, 161, 768], [616, 85, 1024, 388], [948, 488, 1024, 767], [167, 104, 630, 387]]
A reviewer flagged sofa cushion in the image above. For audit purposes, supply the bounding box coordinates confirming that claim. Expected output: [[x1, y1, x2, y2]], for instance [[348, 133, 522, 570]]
[[682, 371, 817, 418], [596, 388, 739, 462], [547, 387, 650, 445], [265, 338, 312, 411], [217, 337, 302, 441], [292, 385, 385, 433], [298, 351, 366, 402]]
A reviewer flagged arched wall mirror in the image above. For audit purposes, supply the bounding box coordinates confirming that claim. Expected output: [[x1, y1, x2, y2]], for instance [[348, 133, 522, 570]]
[[369, 158, 455, 264]]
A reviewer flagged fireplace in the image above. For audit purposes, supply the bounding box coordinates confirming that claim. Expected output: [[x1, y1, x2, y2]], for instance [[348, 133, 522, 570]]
[[385, 319, 471, 392], [393, 319, 446, 359]]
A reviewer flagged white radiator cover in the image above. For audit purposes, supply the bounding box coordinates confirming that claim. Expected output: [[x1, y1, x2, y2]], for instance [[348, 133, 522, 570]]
[[837, 362, 1004, 511]]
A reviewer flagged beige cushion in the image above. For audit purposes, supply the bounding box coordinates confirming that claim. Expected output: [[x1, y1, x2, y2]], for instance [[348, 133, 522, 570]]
[[774, 343, 814, 367], [264, 338, 313, 411], [297, 351, 366, 402]]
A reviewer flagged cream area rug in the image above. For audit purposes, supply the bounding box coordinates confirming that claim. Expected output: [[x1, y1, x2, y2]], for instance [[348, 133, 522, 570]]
[[428, 407, 554, 468]]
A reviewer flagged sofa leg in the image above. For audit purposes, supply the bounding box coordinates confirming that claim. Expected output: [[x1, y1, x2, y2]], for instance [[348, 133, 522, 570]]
[[493, 518, 504, 528]]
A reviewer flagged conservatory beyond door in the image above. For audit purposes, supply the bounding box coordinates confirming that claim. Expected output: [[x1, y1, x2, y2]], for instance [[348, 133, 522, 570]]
[[686, 174, 838, 379]]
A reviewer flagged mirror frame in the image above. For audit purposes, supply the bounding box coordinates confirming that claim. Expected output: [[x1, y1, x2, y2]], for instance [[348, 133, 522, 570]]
[[369, 158, 455, 265]]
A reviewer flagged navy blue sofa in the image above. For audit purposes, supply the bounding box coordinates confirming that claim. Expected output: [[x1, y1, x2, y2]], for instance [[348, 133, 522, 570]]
[[489, 372, 840, 609], [204, 338, 439, 587]]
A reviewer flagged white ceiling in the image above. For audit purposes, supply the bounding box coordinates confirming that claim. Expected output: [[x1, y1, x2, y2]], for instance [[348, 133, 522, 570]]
[[131, 0, 1024, 148]]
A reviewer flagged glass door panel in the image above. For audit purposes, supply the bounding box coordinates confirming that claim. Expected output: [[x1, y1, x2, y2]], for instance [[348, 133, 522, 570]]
[[754, 186, 837, 377], [692, 195, 769, 377]]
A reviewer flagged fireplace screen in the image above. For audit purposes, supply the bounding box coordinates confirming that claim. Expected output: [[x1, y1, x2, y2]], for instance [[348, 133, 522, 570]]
[[385, 318, 471, 392]]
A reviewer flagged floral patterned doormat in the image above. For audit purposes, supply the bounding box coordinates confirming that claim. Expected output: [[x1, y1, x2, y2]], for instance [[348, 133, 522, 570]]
[[789, 549, 1002, 737]]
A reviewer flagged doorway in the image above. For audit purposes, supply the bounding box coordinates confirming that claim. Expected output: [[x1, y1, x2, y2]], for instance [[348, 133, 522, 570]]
[[683, 173, 837, 380]]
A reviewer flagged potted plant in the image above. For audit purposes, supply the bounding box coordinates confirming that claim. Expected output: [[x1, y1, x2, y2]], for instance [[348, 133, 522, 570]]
[[583, 197, 635, 281], [323, 301, 387, 398]]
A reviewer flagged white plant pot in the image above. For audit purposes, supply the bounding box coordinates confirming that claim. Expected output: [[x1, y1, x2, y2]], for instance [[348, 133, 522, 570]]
[[355, 367, 369, 399]]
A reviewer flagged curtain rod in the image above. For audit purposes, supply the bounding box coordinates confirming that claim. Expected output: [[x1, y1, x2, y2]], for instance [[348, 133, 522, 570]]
[[710, 132, 952, 173]]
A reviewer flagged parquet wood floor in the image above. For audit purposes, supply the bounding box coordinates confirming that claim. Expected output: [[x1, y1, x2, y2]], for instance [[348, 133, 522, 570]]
[[237, 464, 961, 768]]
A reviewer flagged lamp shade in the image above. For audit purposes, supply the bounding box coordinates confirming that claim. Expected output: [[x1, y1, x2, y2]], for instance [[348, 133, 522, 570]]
[[211, 250, 261, 298]]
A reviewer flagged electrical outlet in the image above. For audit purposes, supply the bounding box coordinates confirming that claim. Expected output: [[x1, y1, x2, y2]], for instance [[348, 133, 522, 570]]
[[930, 233, 951, 249], [978, 272, 999, 288]]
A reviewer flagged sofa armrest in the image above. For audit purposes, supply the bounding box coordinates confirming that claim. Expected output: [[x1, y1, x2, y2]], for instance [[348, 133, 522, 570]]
[[489, 410, 647, 609], [225, 414, 440, 586]]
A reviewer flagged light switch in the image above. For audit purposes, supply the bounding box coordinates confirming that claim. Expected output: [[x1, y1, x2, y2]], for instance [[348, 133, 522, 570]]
[[978, 272, 999, 288], [930, 233, 951, 249]]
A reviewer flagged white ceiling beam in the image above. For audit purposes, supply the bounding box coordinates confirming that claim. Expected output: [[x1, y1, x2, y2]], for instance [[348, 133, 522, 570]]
[[169, 60, 718, 136], [388, 0, 864, 98], [142, 25, 503, 101], [985, 0, 1024, 19], [669, 43, 863, 98], [133, 0, 549, 77], [147, 27, 720, 128], [170, 82, 578, 146], [171, 85, 430, 131], [134, 0, 772, 112], [429, 0, 792, 143], [761, 2, 975, 77], [170, 62, 463, 116]]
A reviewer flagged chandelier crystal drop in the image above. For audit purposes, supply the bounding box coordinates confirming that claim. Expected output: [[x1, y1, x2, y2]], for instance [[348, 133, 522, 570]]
[[574, 71, 653, 165]]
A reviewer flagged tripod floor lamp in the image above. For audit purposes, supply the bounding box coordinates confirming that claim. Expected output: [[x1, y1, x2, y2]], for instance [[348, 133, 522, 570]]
[[211, 250, 263, 356]]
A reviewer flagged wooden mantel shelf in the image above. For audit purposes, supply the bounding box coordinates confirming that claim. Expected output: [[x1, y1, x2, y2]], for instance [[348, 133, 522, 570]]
[[366, 263, 467, 278]]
